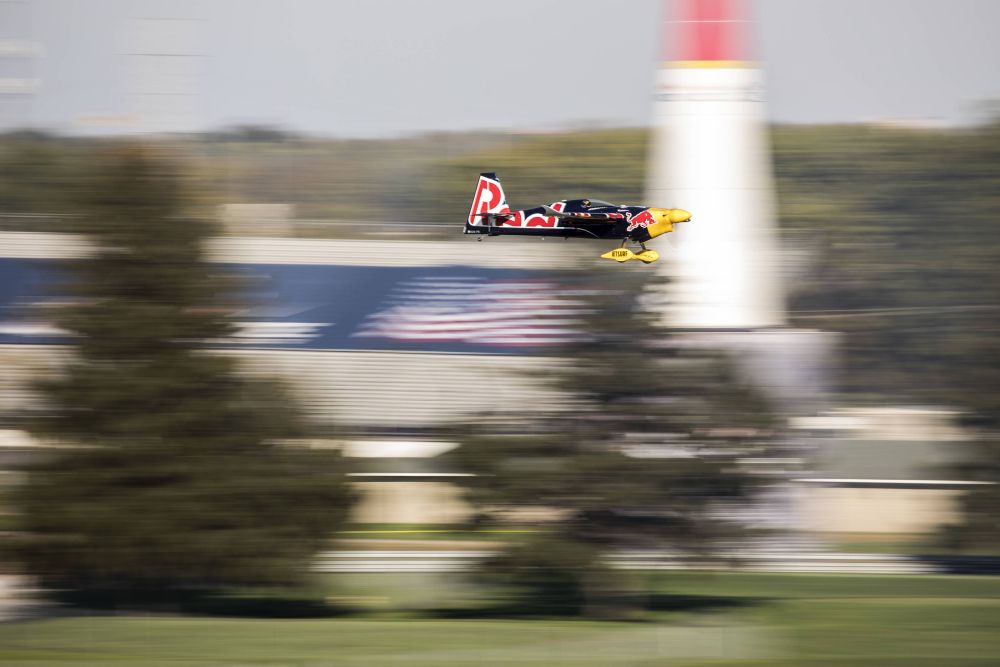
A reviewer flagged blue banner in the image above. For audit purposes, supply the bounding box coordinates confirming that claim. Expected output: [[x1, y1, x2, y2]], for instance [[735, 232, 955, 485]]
[[0, 259, 577, 353]]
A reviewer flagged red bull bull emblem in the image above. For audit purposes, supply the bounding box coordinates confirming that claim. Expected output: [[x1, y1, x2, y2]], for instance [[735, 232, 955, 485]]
[[626, 209, 656, 232]]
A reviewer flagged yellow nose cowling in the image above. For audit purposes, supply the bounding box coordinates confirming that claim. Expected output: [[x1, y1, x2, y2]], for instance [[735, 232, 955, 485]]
[[644, 208, 692, 239], [668, 208, 692, 223]]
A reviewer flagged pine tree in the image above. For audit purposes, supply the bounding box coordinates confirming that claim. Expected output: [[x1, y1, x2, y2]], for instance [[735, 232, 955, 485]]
[[15, 144, 355, 608], [448, 272, 780, 617]]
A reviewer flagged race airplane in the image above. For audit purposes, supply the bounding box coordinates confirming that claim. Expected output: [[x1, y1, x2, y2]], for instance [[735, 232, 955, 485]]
[[465, 172, 692, 263]]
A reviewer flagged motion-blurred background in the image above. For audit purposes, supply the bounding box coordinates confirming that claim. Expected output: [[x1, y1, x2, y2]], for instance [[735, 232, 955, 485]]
[[0, 1, 999, 665]]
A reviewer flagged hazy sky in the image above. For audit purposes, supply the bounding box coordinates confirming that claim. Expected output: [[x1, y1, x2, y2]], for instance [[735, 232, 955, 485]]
[[7, 0, 1000, 136]]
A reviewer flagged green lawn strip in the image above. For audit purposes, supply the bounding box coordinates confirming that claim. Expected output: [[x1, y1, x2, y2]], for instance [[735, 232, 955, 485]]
[[773, 597, 1000, 667], [2, 573, 999, 667], [654, 573, 1000, 667], [0, 617, 776, 666]]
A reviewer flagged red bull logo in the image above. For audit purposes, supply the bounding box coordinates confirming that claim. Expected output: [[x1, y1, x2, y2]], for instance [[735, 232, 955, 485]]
[[626, 209, 655, 232]]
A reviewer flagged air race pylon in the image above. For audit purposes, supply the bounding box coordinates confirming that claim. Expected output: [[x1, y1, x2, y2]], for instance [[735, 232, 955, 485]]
[[647, 0, 784, 329]]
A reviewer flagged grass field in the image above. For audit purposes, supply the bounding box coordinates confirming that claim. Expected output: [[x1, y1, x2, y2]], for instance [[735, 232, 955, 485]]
[[1, 573, 999, 666]]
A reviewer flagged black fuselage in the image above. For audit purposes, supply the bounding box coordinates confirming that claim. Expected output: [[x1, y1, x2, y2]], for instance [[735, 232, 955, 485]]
[[464, 199, 652, 241]]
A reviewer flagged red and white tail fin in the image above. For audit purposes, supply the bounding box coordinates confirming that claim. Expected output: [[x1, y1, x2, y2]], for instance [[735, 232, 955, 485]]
[[467, 172, 510, 229]]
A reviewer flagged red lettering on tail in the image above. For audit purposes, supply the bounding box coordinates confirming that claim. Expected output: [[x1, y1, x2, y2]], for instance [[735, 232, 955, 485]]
[[469, 177, 508, 226], [523, 201, 565, 228]]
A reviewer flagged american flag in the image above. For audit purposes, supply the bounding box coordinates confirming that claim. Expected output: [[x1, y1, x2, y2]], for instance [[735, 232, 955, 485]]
[[352, 276, 588, 347]]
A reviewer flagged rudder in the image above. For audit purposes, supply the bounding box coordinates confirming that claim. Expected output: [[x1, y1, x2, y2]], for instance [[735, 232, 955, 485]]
[[467, 172, 510, 230]]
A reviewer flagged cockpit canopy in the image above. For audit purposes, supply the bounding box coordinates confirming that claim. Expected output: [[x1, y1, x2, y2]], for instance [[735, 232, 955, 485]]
[[559, 198, 617, 212]]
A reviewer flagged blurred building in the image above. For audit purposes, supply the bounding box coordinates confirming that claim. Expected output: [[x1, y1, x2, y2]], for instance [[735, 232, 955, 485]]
[[0, 227, 593, 523], [0, 228, 982, 536], [793, 408, 974, 535]]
